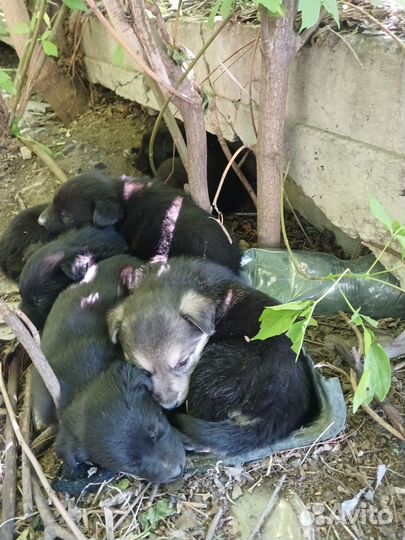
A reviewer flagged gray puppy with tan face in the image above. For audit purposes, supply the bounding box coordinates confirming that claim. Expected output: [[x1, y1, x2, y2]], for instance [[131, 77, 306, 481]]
[[107, 257, 279, 409]]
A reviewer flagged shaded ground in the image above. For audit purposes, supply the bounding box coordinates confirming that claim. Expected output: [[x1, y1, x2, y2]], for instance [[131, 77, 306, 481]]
[[1, 43, 404, 540]]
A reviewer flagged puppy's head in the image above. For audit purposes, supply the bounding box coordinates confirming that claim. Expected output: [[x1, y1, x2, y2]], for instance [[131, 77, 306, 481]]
[[56, 363, 186, 483], [38, 172, 122, 233], [132, 126, 178, 174], [108, 289, 216, 409]]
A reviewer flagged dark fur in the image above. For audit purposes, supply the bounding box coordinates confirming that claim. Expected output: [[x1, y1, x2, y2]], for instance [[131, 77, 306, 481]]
[[173, 337, 320, 456], [33, 255, 185, 482], [19, 225, 128, 329], [135, 124, 254, 214], [38, 172, 241, 272], [56, 362, 185, 483], [107, 257, 279, 408], [0, 203, 57, 281]]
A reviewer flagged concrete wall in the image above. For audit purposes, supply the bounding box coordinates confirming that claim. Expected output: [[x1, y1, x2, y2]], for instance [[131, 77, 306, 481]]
[[81, 18, 405, 283]]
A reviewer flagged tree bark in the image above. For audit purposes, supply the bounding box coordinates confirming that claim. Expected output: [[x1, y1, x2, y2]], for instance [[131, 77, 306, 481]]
[[257, 2, 296, 247], [102, 0, 210, 211], [0, 0, 88, 125], [101, 0, 189, 172], [128, 0, 210, 212]]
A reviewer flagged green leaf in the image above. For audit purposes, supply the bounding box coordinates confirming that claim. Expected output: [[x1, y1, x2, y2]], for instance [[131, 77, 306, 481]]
[[112, 44, 125, 67], [359, 314, 379, 328], [11, 118, 21, 137], [353, 368, 373, 412], [30, 139, 53, 157], [369, 197, 393, 233], [139, 499, 176, 531], [392, 221, 405, 235], [257, 0, 287, 16], [322, 0, 340, 27], [220, 0, 234, 19], [0, 69, 15, 94], [42, 40, 58, 57], [13, 22, 30, 35], [287, 320, 306, 355], [252, 309, 300, 341], [267, 300, 313, 312], [116, 478, 131, 490], [41, 29, 51, 41], [350, 309, 362, 326], [62, 0, 87, 10], [208, 0, 223, 26], [43, 12, 51, 28], [16, 529, 30, 540], [365, 342, 391, 402], [363, 326, 374, 353], [298, 0, 321, 30]]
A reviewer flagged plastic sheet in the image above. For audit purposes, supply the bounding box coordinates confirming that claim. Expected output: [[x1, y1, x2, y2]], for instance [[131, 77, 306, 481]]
[[241, 248, 405, 319]]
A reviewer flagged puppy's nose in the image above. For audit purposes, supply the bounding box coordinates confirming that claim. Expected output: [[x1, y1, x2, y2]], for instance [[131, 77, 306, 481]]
[[168, 462, 185, 482], [162, 399, 180, 410]]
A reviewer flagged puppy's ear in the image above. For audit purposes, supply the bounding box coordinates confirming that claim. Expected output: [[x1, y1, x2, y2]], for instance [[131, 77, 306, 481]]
[[139, 372, 153, 392], [180, 291, 216, 336], [107, 303, 125, 344], [93, 199, 122, 227], [118, 266, 145, 294]]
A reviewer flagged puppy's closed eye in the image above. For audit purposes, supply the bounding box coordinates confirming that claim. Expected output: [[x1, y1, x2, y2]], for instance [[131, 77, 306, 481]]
[[176, 357, 189, 370]]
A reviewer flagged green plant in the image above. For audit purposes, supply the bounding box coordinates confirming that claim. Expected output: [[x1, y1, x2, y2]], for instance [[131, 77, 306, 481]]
[[253, 198, 404, 412], [208, 0, 404, 28], [0, 69, 15, 94], [138, 499, 176, 533]]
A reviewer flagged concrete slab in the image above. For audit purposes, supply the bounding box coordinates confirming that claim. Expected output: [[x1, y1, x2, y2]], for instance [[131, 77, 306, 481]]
[[79, 17, 405, 284]]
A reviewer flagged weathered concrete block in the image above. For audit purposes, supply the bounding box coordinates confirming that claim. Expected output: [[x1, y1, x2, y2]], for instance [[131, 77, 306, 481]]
[[80, 17, 405, 284]]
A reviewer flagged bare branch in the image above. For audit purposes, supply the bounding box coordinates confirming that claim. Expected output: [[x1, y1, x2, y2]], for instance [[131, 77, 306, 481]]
[[1, 359, 19, 540], [21, 367, 34, 516], [0, 368, 87, 540], [86, 0, 190, 101], [0, 300, 61, 408]]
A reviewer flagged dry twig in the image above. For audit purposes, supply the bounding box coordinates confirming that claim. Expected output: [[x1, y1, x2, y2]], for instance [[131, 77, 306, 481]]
[[32, 477, 78, 540], [21, 366, 33, 516], [0, 300, 61, 408], [0, 367, 87, 540], [247, 473, 287, 540], [1, 359, 19, 540], [204, 506, 223, 540]]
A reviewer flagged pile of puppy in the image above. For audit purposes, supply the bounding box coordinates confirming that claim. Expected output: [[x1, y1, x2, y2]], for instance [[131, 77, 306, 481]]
[[0, 170, 320, 485]]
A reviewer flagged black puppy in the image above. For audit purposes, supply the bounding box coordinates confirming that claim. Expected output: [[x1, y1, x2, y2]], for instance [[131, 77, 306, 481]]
[[107, 256, 279, 409], [19, 225, 128, 329], [132, 123, 185, 174], [33, 255, 185, 482], [0, 203, 57, 281], [173, 337, 320, 456], [37, 172, 241, 272], [135, 124, 253, 214], [56, 362, 185, 484]]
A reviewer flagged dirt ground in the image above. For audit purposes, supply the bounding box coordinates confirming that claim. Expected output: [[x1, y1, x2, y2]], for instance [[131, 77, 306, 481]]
[[0, 42, 404, 540]]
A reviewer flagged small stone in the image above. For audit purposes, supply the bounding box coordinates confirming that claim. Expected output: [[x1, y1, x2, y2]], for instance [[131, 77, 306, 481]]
[[312, 502, 325, 516], [315, 515, 326, 526], [20, 146, 32, 160], [231, 485, 243, 500]]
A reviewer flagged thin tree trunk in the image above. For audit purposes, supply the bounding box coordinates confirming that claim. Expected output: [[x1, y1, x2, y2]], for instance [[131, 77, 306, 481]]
[[0, 0, 88, 124], [102, 0, 189, 172], [257, 2, 296, 247], [129, 0, 210, 211]]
